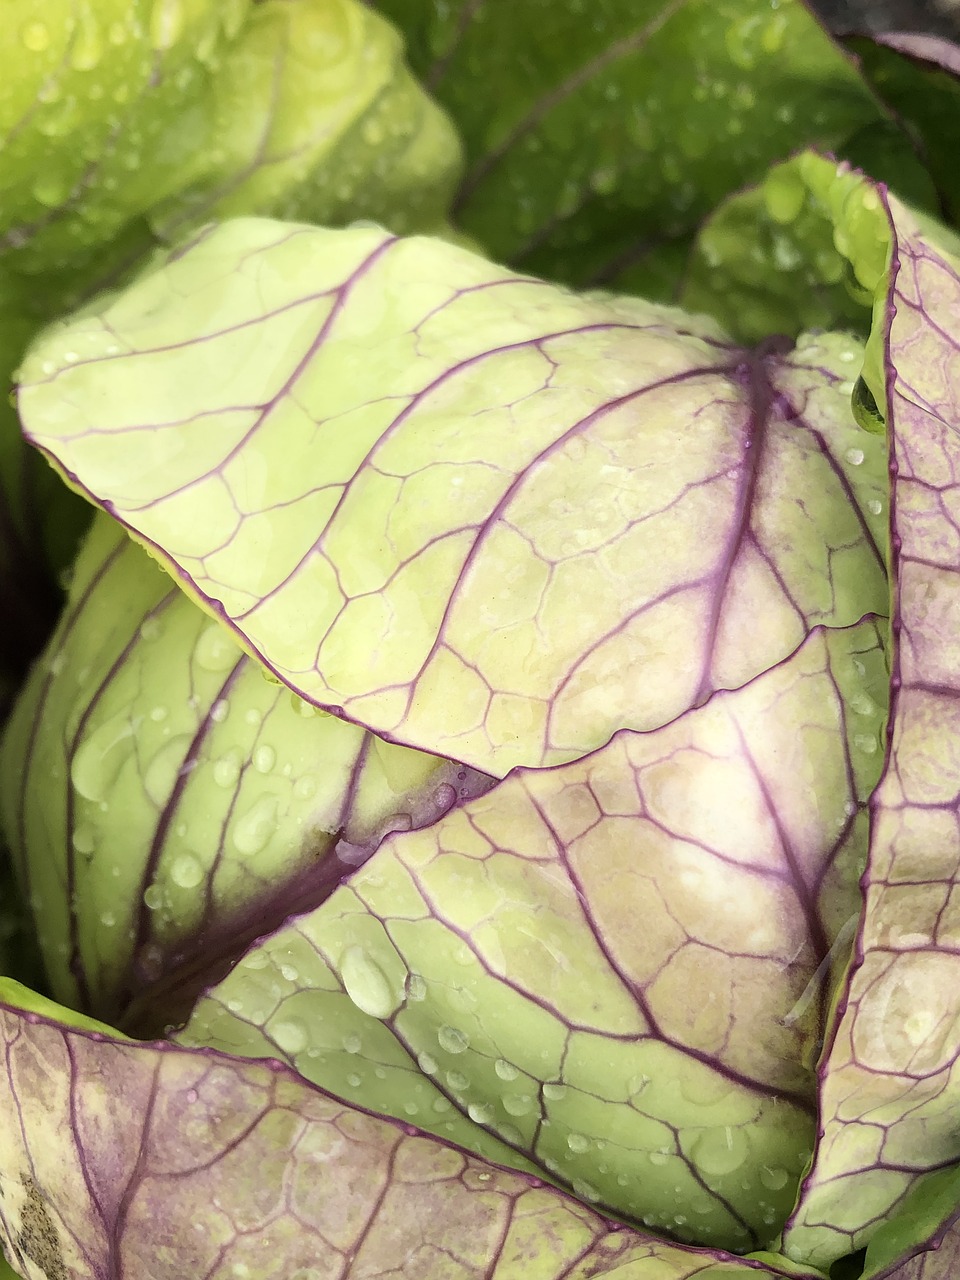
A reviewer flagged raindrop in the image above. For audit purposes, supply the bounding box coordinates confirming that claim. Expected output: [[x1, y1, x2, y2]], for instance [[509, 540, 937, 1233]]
[[21, 21, 51, 52], [72, 824, 96, 855], [213, 750, 242, 789], [649, 1150, 670, 1166], [417, 1052, 438, 1075], [294, 775, 317, 799], [32, 176, 69, 209], [867, 498, 883, 516], [143, 884, 164, 911], [254, 744, 276, 774], [759, 1165, 790, 1191], [845, 447, 865, 466], [342, 1033, 362, 1054], [232, 796, 279, 855], [853, 734, 878, 755], [210, 700, 229, 724], [149, 0, 185, 50], [468, 1102, 494, 1125], [446, 1070, 469, 1091], [494, 1059, 519, 1082], [542, 1082, 567, 1101], [170, 853, 204, 889], [438, 1025, 470, 1054], [566, 1133, 590, 1153], [406, 973, 427, 1002], [692, 1125, 749, 1176], [340, 946, 402, 1019], [100, 910, 116, 928], [195, 623, 240, 672], [70, 9, 103, 70], [272, 1019, 309, 1055], [502, 1092, 534, 1117], [346, 1072, 363, 1088], [71, 713, 138, 803]]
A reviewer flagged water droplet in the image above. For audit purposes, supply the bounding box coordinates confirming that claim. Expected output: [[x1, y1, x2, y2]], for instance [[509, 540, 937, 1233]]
[[854, 733, 878, 755], [254, 744, 276, 774], [232, 796, 279, 856], [170, 853, 204, 889], [502, 1092, 534, 1117], [72, 824, 96, 855], [567, 1132, 590, 1153], [542, 1082, 567, 1101], [213, 749, 242, 789], [437, 1025, 470, 1055], [71, 713, 138, 802], [406, 973, 427, 1001], [144, 735, 193, 805], [417, 1052, 438, 1074], [70, 8, 102, 69], [100, 910, 116, 927], [346, 1072, 363, 1088], [759, 1165, 790, 1191], [32, 176, 69, 208], [143, 884, 164, 910], [195, 623, 240, 673], [342, 1033, 362, 1054], [210, 699, 229, 724], [21, 21, 50, 52], [692, 1125, 749, 1177], [294, 774, 317, 799], [468, 1102, 494, 1124], [272, 1018, 308, 1055], [494, 1059, 519, 1082], [867, 498, 883, 516], [845, 447, 865, 466], [149, 0, 185, 49], [290, 693, 317, 718], [340, 946, 402, 1019], [648, 1150, 670, 1166]]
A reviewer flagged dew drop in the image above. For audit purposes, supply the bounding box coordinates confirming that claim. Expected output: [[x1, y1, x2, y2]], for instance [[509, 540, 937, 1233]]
[[566, 1132, 590, 1153], [759, 1165, 790, 1191], [648, 1150, 670, 1166], [195, 623, 240, 673], [845, 447, 865, 466], [70, 8, 103, 70], [71, 713, 137, 803], [437, 1025, 470, 1055], [149, 0, 185, 49], [854, 733, 878, 755], [32, 176, 69, 208], [446, 1070, 469, 1091], [21, 21, 51, 52], [72, 824, 96, 855], [692, 1125, 749, 1176], [232, 796, 279, 856], [417, 1052, 438, 1075], [406, 973, 427, 1002], [213, 750, 242, 789], [342, 1033, 362, 1055], [494, 1058, 519, 1082], [542, 1082, 567, 1101], [502, 1092, 534, 1117], [340, 946, 402, 1019], [210, 699, 229, 724], [143, 884, 164, 910], [271, 1018, 309, 1055], [346, 1072, 363, 1088], [254, 744, 276, 774], [99, 910, 116, 928], [867, 498, 883, 516], [468, 1102, 494, 1125], [170, 853, 204, 889]]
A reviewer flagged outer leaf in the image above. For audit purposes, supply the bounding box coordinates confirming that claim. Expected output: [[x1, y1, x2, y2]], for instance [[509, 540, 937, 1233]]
[[846, 32, 960, 227], [148, 0, 462, 241], [0, 0, 251, 273], [17, 220, 888, 776], [373, 0, 928, 297], [177, 617, 886, 1252], [779, 182, 960, 1265], [0, 993, 823, 1280], [0, 515, 490, 1028]]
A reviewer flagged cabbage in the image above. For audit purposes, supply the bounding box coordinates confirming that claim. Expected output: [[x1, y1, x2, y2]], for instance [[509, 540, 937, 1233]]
[[3, 3, 960, 1278]]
